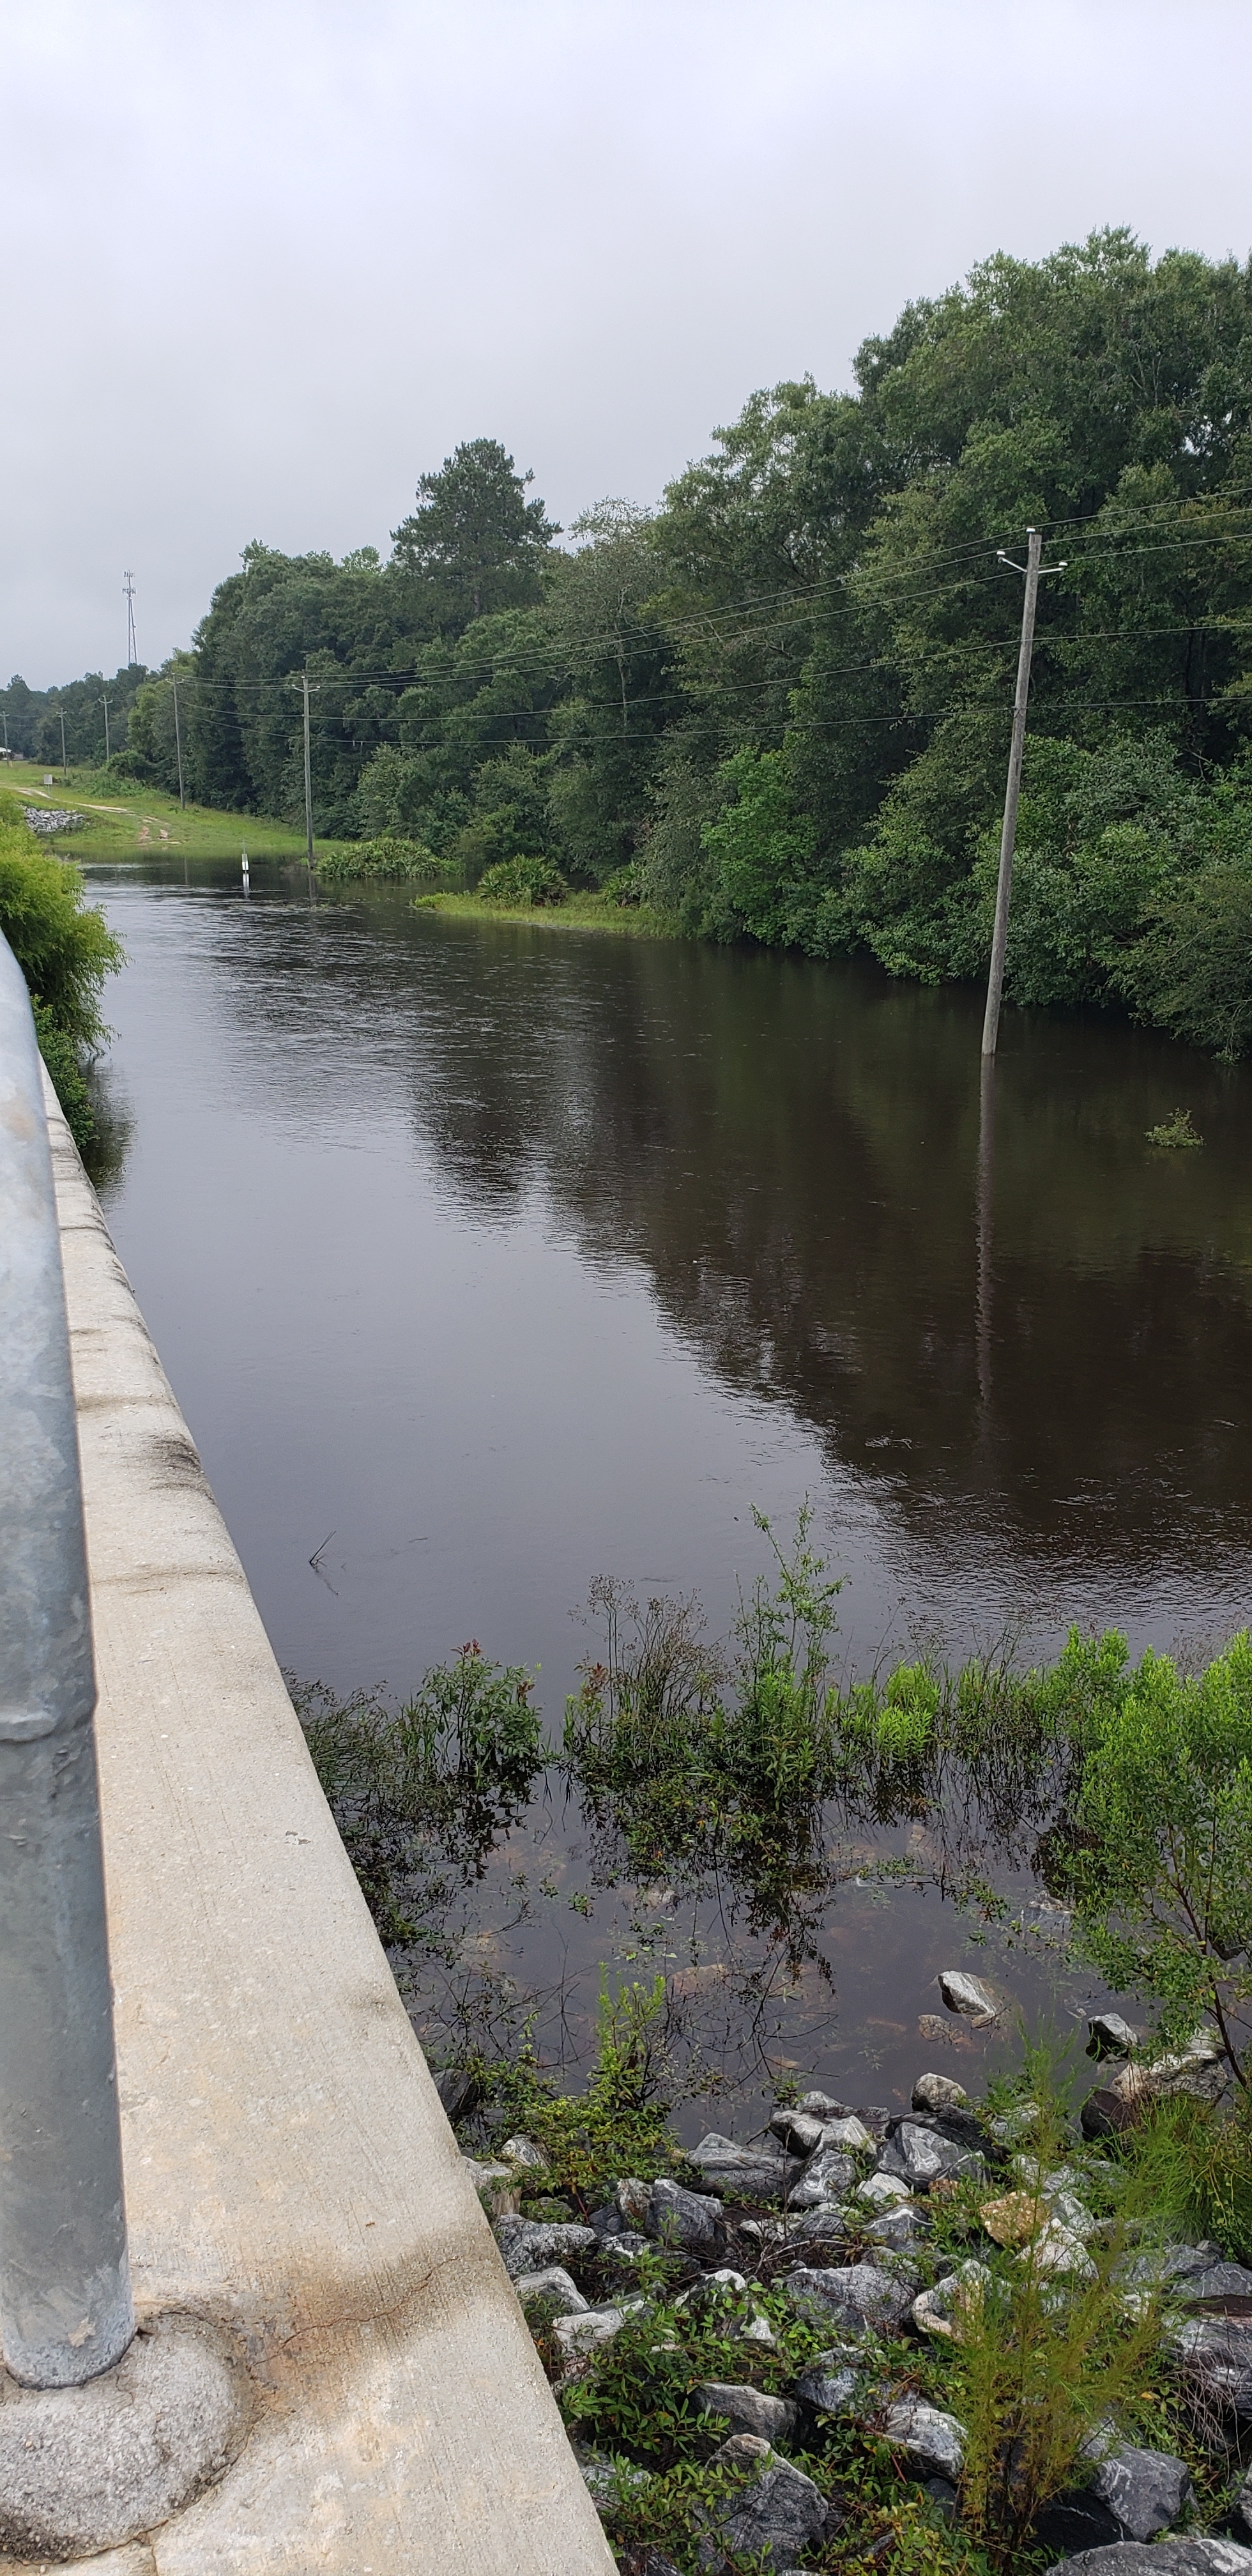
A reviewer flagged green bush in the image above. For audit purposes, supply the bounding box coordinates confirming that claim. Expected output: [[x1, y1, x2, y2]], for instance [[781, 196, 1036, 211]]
[[477, 853, 567, 906], [1053, 1633, 1252, 2083], [316, 834, 454, 885], [0, 813, 123, 1147], [1118, 859, 1252, 1056]]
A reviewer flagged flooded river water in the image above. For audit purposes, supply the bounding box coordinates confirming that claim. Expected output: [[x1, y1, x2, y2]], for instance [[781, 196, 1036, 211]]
[[86, 859, 1252, 2129]]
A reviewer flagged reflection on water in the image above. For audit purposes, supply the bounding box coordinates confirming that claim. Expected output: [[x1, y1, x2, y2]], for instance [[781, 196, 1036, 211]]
[[85, 860, 1252, 2119]]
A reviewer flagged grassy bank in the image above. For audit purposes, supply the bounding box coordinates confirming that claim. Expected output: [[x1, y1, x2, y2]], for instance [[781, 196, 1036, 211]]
[[415, 887, 669, 937], [0, 760, 312, 859]]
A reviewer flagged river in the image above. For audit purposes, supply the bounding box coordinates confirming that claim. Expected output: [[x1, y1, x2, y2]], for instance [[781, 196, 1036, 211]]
[[84, 857, 1252, 2128]]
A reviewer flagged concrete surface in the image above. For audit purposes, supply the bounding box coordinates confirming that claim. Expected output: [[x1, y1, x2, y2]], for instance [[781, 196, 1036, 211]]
[[12, 1071, 615, 2574], [0, 2314, 248, 2558]]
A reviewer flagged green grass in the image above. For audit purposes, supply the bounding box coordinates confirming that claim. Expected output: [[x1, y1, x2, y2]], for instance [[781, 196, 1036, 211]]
[[415, 888, 669, 937], [0, 760, 313, 859]]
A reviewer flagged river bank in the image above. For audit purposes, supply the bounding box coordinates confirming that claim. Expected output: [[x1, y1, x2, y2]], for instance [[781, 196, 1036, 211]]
[[1, 760, 310, 857], [450, 2017, 1252, 2573]]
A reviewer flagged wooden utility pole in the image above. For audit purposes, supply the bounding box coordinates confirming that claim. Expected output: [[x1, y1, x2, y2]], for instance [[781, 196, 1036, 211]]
[[171, 673, 186, 808], [300, 668, 317, 870], [981, 526, 1065, 1057], [58, 709, 67, 779], [102, 690, 111, 762]]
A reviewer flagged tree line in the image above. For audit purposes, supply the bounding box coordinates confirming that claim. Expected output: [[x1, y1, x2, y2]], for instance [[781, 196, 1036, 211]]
[[0, 664, 149, 768], [22, 229, 1252, 1048]]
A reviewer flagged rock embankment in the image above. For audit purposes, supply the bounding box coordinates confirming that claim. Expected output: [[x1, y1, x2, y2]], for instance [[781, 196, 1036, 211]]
[[462, 2023, 1252, 2571], [22, 806, 85, 834]]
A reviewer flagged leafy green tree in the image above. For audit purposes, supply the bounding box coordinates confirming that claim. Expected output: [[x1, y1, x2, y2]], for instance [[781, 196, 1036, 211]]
[[390, 439, 559, 632], [542, 503, 680, 880]]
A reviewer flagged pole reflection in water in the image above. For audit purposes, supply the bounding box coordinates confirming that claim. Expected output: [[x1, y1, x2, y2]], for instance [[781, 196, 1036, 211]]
[[976, 1054, 996, 1420]]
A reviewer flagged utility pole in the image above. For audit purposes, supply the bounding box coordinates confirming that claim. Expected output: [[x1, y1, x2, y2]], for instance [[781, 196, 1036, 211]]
[[58, 709, 67, 781], [123, 570, 137, 668], [296, 668, 319, 871], [171, 672, 186, 808], [102, 689, 111, 762], [981, 526, 1066, 1058]]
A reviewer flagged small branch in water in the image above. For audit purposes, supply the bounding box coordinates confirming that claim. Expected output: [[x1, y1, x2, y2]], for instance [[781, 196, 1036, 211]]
[[309, 1530, 339, 1595]]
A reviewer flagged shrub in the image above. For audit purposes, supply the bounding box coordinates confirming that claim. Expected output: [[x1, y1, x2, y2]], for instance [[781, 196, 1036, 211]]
[[294, 1644, 546, 1941], [0, 814, 123, 1147], [1145, 1107, 1203, 1147], [1118, 860, 1252, 1057], [1052, 1634, 1252, 2087], [316, 834, 452, 884], [477, 853, 567, 906], [600, 860, 645, 905]]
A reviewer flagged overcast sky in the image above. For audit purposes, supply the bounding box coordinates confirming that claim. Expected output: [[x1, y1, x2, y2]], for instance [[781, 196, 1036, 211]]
[[4, 0, 1251, 686]]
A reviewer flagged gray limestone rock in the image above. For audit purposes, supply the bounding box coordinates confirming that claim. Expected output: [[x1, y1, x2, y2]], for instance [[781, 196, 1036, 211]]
[[818, 2114, 876, 2154], [492, 2214, 597, 2280], [1170, 2312, 1252, 2418], [1184, 2262, 1252, 2304], [1118, 2241, 1223, 2294], [1092, 2448, 1192, 2543], [877, 2119, 985, 2193], [515, 2265, 588, 2317], [798, 2090, 853, 2117], [1042, 2546, 1252, 2573], [784, 2207, 850, 2251], [499, 2133, 549, 2172], [865, 2199, 931, 2248], [938, 1968, 997, 2016], [1041, 2448, 1193, 2555], [883, 2396, 966, 2480], [788, 2146, 857, 2210], [696, 2435, 830, 2574], [786, 2261, 917, 2336], [794, 2352, 868, 2416], [912, 2072, 970, 2113], [580, 2452, 653, 2508], [599, 2232, 652, 2269], [857, 2171, 912, 2209], [647, 2178, 726, 2253], [696, 2382, 798, 2444], [552, 2305, 632, 2368], [768, 2108, 827, 2155], [687, 2133, 804, 2204], [1087, 2013, 1141, 2058]]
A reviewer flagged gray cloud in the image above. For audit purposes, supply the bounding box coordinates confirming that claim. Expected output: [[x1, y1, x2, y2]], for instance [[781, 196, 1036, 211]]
[[3, 0, 1250, 682]]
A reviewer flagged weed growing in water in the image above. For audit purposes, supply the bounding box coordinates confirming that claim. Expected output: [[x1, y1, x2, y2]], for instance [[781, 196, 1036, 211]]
[[292, 1643, 546, 1943], [316, 834, 455, 884], [1145, 1107, 1203, 1147]]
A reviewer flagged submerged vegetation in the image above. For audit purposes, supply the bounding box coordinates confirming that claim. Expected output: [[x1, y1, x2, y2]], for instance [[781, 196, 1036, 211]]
[[24, 231, 1252, 1050], [297, 1515, 1252, 2107], [292, 1531, 1252, 2568]]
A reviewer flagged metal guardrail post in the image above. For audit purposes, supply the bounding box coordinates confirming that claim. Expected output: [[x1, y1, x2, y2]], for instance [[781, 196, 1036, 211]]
[[0, 933, 134, 2386]]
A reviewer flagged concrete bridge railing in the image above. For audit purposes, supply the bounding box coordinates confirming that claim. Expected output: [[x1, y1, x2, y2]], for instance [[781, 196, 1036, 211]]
[[0, 939, 613, 2572]]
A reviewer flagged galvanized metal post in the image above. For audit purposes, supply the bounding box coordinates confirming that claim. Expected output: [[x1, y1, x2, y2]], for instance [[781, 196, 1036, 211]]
[[0, 933, 134, 2388]]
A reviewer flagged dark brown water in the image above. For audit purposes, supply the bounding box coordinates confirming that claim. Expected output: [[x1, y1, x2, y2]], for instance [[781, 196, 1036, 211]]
[[87, 860, 1252, 2127]]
